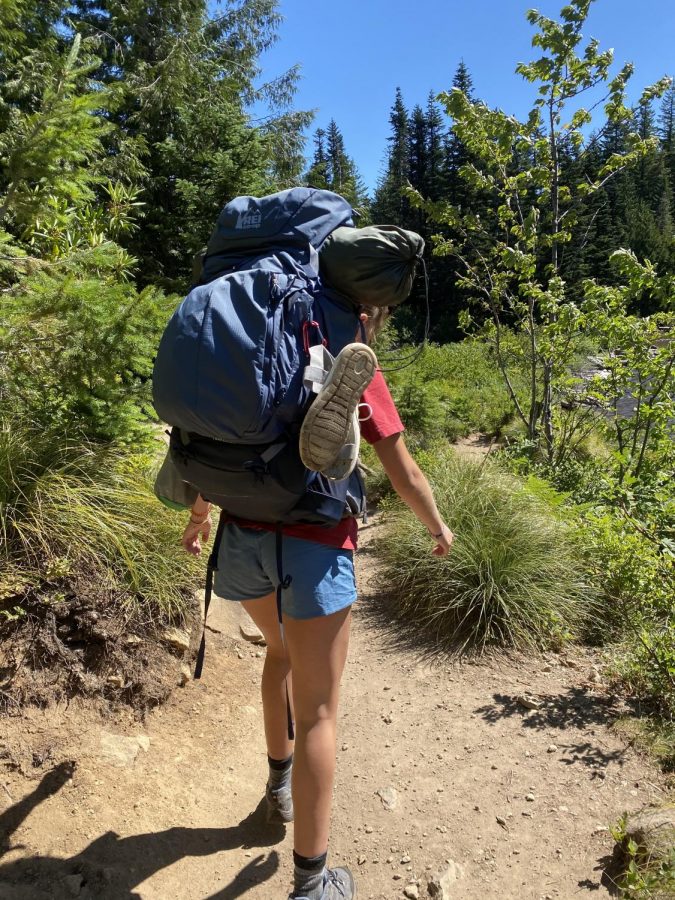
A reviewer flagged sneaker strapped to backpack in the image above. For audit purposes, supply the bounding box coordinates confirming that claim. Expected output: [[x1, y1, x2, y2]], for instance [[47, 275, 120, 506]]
[[299, 342, 377, 480]]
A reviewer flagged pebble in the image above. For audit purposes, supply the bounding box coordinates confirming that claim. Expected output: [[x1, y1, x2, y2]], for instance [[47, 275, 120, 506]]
[[400, 855, 411, 864], [403, 886, 419, 899], [377, 786, 399, 811], [365, 825, 373, 834], [162, 627, 190, 652], [239, 621, 265, 644], [517, 695, 541, 710], [547, 744, 558, 753], [525, 793, 535, 802]]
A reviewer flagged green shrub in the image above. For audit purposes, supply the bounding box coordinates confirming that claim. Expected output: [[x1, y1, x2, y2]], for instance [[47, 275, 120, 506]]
[[0, 417, 198, 621], [579, 511, 675, 720], [0, 243, 176, 443], [381, 339, 529, 445], [610, 811, 675, 898], [376, 451, 596, 653]]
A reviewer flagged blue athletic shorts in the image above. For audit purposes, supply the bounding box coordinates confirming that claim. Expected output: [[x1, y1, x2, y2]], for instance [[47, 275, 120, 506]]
[[213, 523, 357, 620]]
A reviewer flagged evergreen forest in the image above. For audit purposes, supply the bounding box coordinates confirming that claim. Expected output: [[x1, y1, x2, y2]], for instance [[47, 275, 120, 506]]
[[0, 2, 674, 892]]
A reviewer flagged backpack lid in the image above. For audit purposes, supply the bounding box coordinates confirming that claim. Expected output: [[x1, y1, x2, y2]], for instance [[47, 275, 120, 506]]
[[319, 225, 425, 308], [205, 187, 354, 261]]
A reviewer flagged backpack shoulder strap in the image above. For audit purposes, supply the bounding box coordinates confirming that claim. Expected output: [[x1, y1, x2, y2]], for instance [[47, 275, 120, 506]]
[[193, 510, 227, 680]]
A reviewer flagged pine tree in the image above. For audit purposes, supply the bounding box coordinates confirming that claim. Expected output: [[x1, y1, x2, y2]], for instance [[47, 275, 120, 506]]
[[408, 105, 428, 194], [64, 0, 309, 289], [425, 91, 445, 201], [443, 61, 476, 206], [306, 128, 329, 189], [372, 88, 410, 224], [658, 79, 675, 185], [0, 34, 110, 229], [304, 120, 369, 212], [326, 120, 349, 193]]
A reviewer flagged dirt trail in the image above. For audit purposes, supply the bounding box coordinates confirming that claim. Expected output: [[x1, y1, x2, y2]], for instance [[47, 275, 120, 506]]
[[0, 518, 669, 900]]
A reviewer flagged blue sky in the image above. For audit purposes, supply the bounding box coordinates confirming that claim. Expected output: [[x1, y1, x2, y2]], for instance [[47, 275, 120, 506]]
[[244, 0, 675, 192]]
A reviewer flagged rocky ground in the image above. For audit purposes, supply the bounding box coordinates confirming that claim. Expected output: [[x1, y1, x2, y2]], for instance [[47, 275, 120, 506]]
[[0, 517, 671, 900]]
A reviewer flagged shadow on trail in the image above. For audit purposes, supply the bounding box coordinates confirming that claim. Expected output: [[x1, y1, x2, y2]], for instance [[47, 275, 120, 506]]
[[0, 763, 283, 899], [475, 687, 637, 770], [358, 591, 637, 774]]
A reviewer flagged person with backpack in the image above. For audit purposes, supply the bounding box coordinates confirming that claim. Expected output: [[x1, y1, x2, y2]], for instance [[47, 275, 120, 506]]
[[153, 189, 454, 900]]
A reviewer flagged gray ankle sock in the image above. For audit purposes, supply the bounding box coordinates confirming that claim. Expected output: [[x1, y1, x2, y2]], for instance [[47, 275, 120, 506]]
[[293, 851, 326, 900], [267, 754, 292, 793]]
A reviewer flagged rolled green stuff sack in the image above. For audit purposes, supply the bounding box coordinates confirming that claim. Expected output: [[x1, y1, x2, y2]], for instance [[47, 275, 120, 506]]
[[319, 225, 425, 308]]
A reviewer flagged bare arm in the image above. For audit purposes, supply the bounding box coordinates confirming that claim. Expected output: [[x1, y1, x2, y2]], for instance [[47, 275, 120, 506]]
[[373, 433, 454, 556], [181, 495, 212, 556]]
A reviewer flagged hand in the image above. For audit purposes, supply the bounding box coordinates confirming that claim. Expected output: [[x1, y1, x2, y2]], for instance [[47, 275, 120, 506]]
[[181, 515, 212, 556], [430, 523, 454, 557]]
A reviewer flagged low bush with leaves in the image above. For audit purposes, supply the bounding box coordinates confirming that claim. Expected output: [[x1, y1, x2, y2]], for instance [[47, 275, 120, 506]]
[[382, 339, 530, 447], [579, 511, 675, 723], [376, 450, 596, 653], [610, 811, 675, 899]]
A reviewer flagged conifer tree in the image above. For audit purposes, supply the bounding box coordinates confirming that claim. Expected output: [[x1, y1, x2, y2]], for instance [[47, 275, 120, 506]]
[[304, 120, 369, 211], [425, 91, 446, 200], [372, 88, 411, 224], [658, 79, 675, 184], [64, 0, 309, 289], [326, 120, 349, 192], [443, 61, 476, 206], [0, 34, 110, 229], [306, 128, 329, 189]]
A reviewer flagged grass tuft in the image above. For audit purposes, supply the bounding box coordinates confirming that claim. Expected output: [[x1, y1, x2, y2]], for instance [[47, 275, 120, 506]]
[[1, 418, 198, 623], [376, 451, 597, 654]]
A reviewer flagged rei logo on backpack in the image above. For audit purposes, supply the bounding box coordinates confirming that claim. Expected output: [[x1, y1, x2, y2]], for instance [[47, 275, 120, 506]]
[[152, 187, 365, 528]]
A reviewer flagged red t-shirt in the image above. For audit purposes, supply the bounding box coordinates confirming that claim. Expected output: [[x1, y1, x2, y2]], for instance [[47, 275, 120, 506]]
[[230, 370, 404, 550]]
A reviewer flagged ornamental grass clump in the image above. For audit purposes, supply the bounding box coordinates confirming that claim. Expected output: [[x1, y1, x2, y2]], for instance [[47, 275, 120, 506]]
[[0, 417, 197, 621], [377, 452, 596, 653]]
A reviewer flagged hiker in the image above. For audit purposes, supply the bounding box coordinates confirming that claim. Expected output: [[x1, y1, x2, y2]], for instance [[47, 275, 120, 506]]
[[179, 304, 454, 900], [153, 188, 454, 899]]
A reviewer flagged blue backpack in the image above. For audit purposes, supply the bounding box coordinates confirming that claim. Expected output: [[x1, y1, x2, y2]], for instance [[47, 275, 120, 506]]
[[152, 187, 366, 528]]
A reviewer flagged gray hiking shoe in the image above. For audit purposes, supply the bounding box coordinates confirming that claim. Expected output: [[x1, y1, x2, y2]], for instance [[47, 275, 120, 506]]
[[299, 342, 377, 479], [265, 783, 294, 824], [289, 866, 356, 899]]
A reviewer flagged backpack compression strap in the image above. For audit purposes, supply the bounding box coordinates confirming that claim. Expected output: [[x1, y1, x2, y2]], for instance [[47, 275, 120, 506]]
[[276, 525, 295, 742], [194, 509, 227, 679]]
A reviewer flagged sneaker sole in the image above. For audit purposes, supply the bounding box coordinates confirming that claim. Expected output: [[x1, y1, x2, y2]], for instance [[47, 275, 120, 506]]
[[299, 343, 377, 472]]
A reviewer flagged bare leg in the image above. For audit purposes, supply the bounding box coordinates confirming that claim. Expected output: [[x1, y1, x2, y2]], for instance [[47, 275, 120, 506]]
[[241, 594, 294, 761], [283, 607, 352, 858]]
